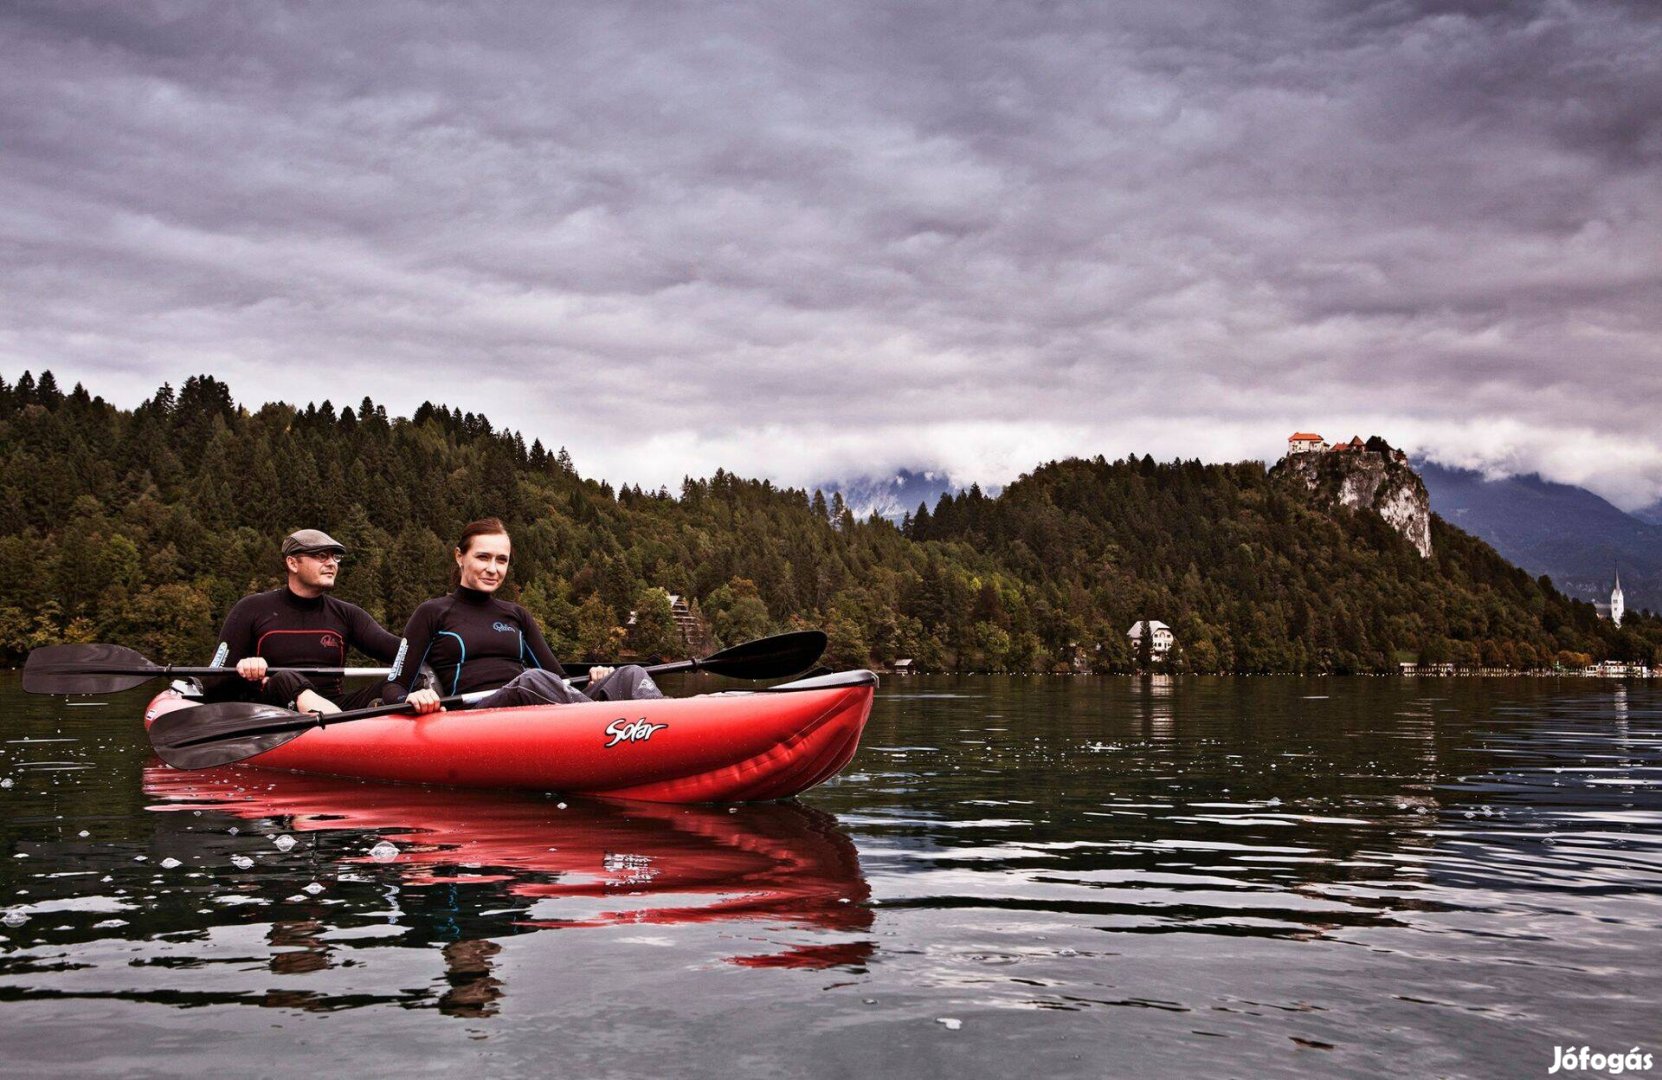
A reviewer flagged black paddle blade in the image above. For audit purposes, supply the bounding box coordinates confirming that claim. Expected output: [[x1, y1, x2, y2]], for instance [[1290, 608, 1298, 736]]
[[23, 643, 157, 695], [698, 630, 828, 680], [148, 702, 317, 770]]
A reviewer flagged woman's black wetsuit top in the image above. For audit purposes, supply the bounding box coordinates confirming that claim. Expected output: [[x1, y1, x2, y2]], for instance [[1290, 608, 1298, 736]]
[[381, 586, 565, 703]]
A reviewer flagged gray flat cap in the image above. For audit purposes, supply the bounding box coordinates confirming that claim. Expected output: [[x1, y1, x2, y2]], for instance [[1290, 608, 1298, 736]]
[[281, 529, 347, 556]]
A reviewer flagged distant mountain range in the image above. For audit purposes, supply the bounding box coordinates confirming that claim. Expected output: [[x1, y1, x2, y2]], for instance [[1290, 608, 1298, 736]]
[[1416, 462, 1662, 613], [815, 469, 987, 521]]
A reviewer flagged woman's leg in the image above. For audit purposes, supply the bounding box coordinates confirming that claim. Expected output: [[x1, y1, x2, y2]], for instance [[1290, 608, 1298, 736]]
[[584, 664, 665, 702], [473, 669, 590, 709]]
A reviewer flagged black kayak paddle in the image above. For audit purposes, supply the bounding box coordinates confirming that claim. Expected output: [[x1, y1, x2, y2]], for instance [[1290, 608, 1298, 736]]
[[148, 630, 828, 770], [23, 643, 389, 696]]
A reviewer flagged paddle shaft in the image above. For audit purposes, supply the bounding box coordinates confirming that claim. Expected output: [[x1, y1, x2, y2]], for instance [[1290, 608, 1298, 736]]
[[91, 665, 386, 679], [566, 654, 714, 688], [24, 643, 395, 695], [279, 640, 818, 719], [169, 692, 489, 746]]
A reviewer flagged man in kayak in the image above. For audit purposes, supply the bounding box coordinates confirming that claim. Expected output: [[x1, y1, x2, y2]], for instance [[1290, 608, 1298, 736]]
[[382, 517, 663, 713], [207, 529, 402, 715]]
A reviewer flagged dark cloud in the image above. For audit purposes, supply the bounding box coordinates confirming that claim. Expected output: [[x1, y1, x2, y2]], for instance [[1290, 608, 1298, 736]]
[[2, 0, 1659, 502]]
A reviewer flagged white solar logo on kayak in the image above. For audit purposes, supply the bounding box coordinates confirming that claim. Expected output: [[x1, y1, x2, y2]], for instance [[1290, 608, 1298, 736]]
[[603, 718, 668, 748]]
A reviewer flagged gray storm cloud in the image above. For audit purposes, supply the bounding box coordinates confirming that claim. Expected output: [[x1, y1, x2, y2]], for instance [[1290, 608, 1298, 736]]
[[2, 0, 1659, 503]]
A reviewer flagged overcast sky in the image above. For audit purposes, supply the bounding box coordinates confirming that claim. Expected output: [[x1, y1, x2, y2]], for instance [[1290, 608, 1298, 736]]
[[3, 1, 1660, 505]]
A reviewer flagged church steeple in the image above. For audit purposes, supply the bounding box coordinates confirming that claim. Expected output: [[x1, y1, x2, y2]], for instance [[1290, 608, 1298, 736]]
[[1611, 570, 1625, 629]]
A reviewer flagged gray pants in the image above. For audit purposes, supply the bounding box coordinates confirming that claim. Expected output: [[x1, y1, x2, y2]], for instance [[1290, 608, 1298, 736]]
[[474, 665, 664, 710]]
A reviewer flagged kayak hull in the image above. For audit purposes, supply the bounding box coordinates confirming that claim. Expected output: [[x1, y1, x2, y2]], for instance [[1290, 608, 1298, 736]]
[[143, 670, 877, 803]]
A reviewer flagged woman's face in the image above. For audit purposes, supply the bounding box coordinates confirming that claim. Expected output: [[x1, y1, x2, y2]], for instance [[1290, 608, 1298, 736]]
[[457, 531, 511, 593]]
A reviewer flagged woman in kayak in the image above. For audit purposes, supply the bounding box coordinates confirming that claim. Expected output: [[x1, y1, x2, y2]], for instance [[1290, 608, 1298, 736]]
[[382, 518, 663, 715]]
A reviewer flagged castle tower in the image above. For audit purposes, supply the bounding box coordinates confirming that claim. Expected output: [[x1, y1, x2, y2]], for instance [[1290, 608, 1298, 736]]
[[1611, 571, 1624, 628]]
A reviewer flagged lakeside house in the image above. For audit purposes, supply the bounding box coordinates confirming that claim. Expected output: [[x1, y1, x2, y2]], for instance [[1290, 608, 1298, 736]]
[[667, 593, 702, 645], [623, 592, 708, 650], [1128, 620, 1174, 660]]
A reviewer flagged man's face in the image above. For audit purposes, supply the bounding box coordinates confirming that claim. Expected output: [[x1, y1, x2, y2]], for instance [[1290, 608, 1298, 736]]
[[287, 552, 341, 592]]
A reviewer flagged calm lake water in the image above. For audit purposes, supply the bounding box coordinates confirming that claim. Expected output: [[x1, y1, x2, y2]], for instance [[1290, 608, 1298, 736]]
[[2, 673, 1659, 1079]]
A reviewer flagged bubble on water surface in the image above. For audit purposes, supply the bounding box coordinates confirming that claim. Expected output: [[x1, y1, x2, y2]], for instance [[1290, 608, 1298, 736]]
[[273, 834, 297, 852], [303, 882, 325, 896], [0, 779, 12, 789], [2, 909, 26, 927], [231, 855, 254, 870], [369, 841, 400, 862], [159, 858, 181, 869]]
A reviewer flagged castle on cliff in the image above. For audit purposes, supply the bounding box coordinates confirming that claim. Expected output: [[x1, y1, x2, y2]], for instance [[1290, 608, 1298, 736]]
[[1286, 432, 1407, 463]]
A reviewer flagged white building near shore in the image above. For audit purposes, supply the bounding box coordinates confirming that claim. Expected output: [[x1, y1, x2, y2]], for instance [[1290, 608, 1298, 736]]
[[1128, 620, 1174, 660]]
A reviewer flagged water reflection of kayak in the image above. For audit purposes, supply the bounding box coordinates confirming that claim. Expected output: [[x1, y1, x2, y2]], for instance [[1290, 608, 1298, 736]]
[[143, 766, 874, 970], [143, 669, 876, 803]]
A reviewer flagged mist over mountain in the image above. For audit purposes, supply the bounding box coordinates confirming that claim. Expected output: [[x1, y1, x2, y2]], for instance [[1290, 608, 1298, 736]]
[[1417, 462, 1662, 612], [815, 469, 992, 522]]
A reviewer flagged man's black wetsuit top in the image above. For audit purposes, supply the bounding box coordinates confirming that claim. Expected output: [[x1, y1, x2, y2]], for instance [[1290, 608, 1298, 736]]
[[208, 587, 401, 707], [380, 586, 565, 704]]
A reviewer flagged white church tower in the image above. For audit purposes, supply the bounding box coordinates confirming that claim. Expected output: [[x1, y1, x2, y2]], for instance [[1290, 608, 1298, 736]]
[[1611, 571, 1625, 628]]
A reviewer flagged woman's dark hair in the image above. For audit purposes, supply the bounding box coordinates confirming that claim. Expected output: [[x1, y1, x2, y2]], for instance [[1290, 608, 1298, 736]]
[[451, 517, 510, 587]]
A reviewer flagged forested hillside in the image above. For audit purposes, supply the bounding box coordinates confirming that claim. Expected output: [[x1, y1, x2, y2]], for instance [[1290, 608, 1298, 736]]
[[2, 371, 1657, 673]]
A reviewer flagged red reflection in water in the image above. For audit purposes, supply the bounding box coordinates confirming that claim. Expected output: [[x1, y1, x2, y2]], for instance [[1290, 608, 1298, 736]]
[[143, 766, 872, 972]]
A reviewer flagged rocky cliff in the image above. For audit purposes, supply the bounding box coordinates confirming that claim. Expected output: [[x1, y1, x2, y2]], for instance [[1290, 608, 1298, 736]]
[[1272, 444, 1433, 558]]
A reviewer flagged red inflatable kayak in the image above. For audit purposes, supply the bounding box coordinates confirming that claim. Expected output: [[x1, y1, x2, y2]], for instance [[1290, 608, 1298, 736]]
[[142, 670, 876, 803]]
